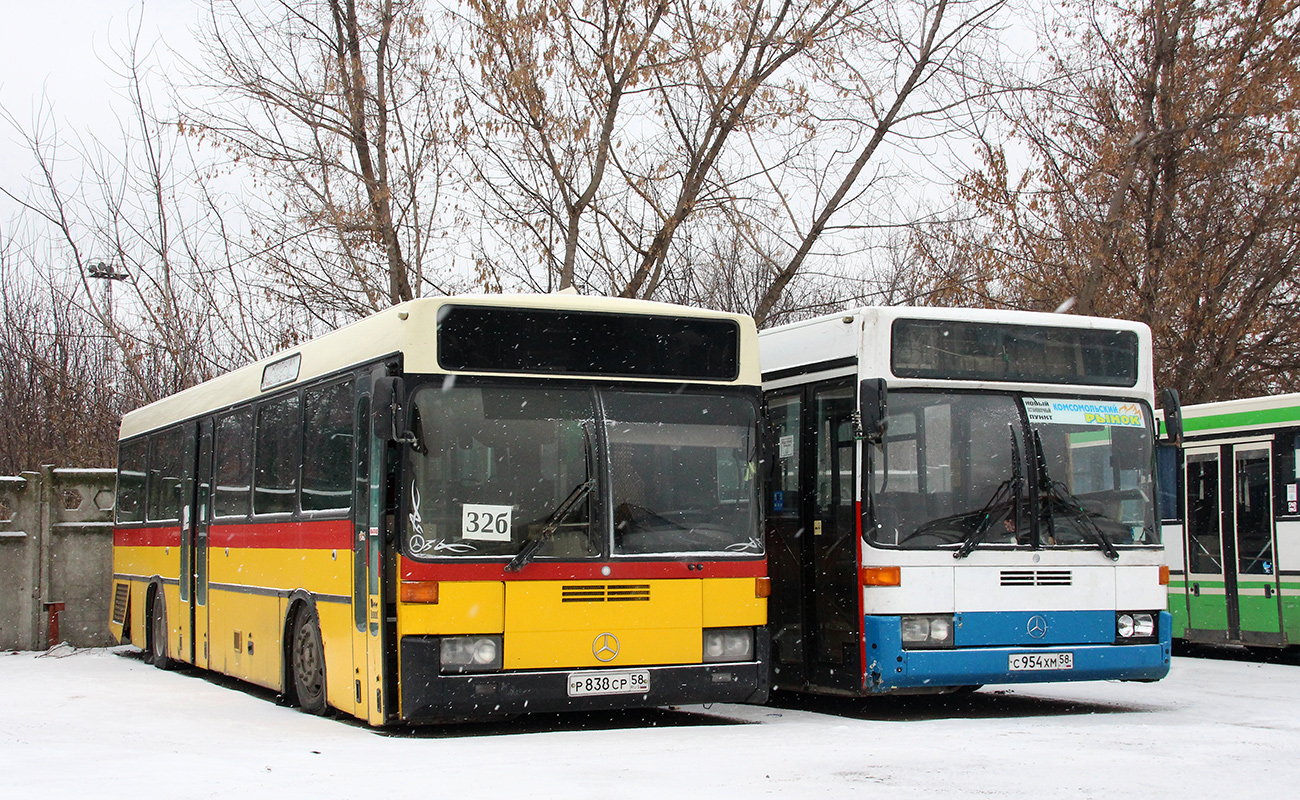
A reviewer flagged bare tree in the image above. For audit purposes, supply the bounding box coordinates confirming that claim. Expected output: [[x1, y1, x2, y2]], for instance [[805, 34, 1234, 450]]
[[0, 244, 121, 472], [183, 0, 466, 322], [456, 0, 1017, 321], [0, 23, 283, 470], [919, 0, 1300, 402]]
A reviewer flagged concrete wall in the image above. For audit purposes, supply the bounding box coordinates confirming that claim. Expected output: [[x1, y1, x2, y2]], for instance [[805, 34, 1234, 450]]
[[0, 468, 115, 651]]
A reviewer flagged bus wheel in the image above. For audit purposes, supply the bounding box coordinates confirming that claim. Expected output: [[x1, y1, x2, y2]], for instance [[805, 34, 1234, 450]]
[[291, 607, 327, 715], [148, 591, 173, 670]]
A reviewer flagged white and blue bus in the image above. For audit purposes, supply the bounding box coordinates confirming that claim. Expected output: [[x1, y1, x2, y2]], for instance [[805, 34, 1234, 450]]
[[760, 306, 1172, 694]]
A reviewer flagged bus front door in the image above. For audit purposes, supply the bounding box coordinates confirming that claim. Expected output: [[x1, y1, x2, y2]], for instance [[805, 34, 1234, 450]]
[[193, 419, 213, 669], [1231, 444, 1283, 645], [1183, 448, 1228, 640], [764, 379, 862, 693], [1183, 444, 1283, 646], [808, 382, 861, 693]]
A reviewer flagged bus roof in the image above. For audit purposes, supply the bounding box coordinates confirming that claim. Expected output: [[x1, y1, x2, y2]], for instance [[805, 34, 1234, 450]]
[[120, 293, 760, 441], [760, 305, 1153, 400], [1179, 392, 1300, 436]]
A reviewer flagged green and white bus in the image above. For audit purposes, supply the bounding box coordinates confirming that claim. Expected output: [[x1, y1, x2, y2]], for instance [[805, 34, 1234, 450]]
[[1161, 393, 1300, 649]]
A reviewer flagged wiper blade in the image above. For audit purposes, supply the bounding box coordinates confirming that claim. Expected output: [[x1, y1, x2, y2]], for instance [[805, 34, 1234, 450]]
[[1032, 430, 1119, 561], [505, 479, 595, 573], [955, 425, 1023, 559]]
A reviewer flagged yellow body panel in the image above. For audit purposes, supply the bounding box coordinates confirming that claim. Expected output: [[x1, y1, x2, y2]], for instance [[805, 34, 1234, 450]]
[[317, 600, 357, 712], [397, 582, 506, 636], [701, 577, 768, 628], [114, 544, 181, 583], [503, 580, 704, 669], [207, 585, 285, 686], [113, 545, 181, 655], [207, 546, 353, 598], [204, 546, 356, 693]]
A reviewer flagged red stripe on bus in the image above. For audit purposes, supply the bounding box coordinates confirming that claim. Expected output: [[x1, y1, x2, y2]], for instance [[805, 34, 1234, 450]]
[[400, 557, 766, 582], [113, 526, 182, 548], [208, 519, 354, 550]]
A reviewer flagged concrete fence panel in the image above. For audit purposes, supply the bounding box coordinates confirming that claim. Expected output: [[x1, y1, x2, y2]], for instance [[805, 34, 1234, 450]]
[[0, 467, 115, 651]]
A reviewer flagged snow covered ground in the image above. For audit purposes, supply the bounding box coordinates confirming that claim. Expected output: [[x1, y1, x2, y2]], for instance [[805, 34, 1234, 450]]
[[2, 646, 1294, 798]]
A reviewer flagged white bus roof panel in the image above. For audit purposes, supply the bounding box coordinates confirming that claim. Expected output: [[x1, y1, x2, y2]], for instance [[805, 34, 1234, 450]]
[[121, 294, 760, 440], [760, 306, 1153, 402]]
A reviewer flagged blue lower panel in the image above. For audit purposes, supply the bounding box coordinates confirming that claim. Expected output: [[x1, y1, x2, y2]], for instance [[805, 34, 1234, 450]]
[[862, 612, 1172, 692]]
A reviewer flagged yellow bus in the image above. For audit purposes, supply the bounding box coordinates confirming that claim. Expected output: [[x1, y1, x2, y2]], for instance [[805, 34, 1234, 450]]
[[109, 294, 769, 724]]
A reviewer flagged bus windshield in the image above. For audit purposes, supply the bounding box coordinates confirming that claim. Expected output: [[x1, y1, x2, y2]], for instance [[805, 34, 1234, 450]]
[[403, 383, 762, 560], [869, 392, 1158, 553]]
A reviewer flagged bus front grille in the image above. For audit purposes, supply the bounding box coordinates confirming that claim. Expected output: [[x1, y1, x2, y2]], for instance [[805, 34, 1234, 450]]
[[561, 584, 652, 602], [1000, 569, 1072, 587]]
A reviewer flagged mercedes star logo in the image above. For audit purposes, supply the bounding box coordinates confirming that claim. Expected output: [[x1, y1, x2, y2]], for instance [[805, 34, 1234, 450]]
[[1026, 615, 1048, 639], [593, 632, 620, 662]]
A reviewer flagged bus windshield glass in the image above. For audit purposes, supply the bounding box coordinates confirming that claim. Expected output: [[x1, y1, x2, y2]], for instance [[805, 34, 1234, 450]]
[[607, 392, 761, 556], [403, 383, 762, 560], [869, 392, 1158, 552]]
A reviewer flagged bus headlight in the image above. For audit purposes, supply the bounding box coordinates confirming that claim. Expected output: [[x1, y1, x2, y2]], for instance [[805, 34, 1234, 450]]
[[440, 635, 503, 673], [1115, 612, 1157, 643], [900, 615, 954, 648], [703, 628, 754, 662]]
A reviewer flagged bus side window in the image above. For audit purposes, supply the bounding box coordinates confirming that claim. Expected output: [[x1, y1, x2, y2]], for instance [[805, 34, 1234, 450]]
[[255, 394, 302, 516], [1156, 444, 1181, 522], [215, 408, 254, 518], [147, 427, 185, 522], [302, 380, 354, 513], [117, 439, 147, 524]]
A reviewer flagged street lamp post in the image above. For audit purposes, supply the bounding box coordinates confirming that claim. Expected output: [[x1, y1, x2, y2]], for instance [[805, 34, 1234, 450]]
[[84, 261, 131, 376], [85, 261, 131, 324]]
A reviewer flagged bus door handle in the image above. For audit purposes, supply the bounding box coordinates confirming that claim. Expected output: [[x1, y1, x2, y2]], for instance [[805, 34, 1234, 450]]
[[1265, 585, 1274, 599], [1191, 583, 1200, 597]]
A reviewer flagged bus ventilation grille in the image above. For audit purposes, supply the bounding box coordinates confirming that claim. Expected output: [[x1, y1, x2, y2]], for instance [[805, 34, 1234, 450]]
[[111, 582, 130, 625], [1000, 569, 1072, 587], [561, 584, 652, 602]]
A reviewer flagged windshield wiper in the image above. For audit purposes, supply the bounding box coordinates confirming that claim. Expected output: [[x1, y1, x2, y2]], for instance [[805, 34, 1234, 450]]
[[505, 479, 595, 573], [954, 425, 1023, 559], [1032, 430, 1119, 561]]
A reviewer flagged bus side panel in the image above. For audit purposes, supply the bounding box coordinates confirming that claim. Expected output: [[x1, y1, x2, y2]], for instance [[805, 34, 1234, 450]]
[[1163, 522, 1190, 639], [113, 533, 181, 650], [1285, 579, 1300, 645], [206, 585, 282, 687], [1167, 579, 1191, 640], [1279, 520, 1300, 645], [207, 530, 353, 694], [316, 588, 357, 713]]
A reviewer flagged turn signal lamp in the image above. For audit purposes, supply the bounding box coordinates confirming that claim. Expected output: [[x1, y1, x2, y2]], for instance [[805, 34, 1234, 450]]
[[400, 580, 440, 604], [756, 577, 772, 598], [862, 566, 901, 586], [1159, 566, 1170, 586]]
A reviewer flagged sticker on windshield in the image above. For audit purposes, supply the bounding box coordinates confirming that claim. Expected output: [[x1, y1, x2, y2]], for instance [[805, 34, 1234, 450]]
[[1023, 398, 1145, 428], [462, 504, 513, 542], [778, 435, 795, 459]]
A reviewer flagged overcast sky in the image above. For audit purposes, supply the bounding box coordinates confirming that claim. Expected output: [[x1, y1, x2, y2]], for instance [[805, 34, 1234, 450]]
[[0, 1, 201, 216]]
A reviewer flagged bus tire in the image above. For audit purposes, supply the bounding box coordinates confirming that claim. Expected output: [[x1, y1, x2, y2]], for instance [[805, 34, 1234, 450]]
[[291, 606, 327, 715], [148, 589, 173, 670]]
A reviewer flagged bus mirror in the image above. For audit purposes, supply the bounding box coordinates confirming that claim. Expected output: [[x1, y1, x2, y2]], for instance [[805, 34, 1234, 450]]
[[860, 378, 888, 443], [1161, 387, 1183, 445], [374, 376, 405, 441]]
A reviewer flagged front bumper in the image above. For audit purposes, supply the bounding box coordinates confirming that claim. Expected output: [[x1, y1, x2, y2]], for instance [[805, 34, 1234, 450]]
[[862, 612, 1172, 692], [399, 631, 771, 721]]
